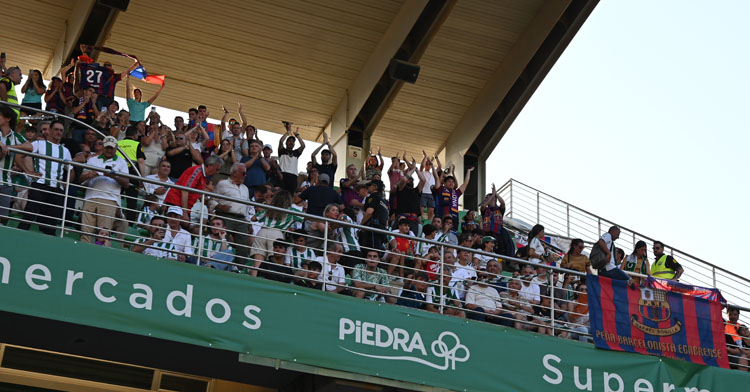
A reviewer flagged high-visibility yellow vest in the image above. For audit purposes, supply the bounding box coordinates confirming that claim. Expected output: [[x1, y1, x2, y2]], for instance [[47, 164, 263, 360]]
[[117, 139, 139, 167], [651, 254, 676, 279], [1, 77, 19, 118]]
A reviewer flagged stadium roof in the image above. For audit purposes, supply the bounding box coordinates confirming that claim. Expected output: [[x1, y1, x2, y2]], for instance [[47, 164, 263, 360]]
[[9, 0, 597, 161]]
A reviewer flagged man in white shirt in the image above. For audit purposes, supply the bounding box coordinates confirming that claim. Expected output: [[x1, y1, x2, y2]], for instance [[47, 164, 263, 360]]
[[18, 120, 74, 235], [277, 123, 305, 192], [131, 215, 177, 260], [450, 249, 477, 301], [164, 205, 193, 261], [78, 136, 129, 244], [465, 269, 516, 326], [142, 159, 174, 206], [215, 163, 250, 261], [321, 242, 346, 293], [519, 264, 541, 305], [596, 225, 632, 282]]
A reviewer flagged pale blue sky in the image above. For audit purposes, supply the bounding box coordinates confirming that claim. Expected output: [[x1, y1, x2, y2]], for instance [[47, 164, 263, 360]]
[[486, 1, 750, 280]]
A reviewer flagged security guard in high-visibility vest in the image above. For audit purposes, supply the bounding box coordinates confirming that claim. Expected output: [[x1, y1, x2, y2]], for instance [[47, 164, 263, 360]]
[[117, 126, 146, 222], [0, 67, 22, 122], [650, 240, 684, 281]]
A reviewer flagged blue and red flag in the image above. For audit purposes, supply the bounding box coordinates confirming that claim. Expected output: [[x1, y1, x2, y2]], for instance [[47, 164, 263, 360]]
[[129, 65, 165, 86], [587, 274, 729, 368]]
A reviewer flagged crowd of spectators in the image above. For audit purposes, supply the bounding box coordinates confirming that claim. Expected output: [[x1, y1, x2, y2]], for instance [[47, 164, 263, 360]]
[[1, 53, 746, 368]]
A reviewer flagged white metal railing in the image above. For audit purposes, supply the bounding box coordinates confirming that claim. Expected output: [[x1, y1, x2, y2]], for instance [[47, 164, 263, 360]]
[[498, 179, 750, 327]]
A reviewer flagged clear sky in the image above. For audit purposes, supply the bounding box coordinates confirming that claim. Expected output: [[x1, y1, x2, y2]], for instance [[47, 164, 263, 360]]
[[486, 1, 750, 281]]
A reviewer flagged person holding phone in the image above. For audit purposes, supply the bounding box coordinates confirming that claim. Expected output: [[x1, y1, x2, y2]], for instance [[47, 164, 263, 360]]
[[125, 75, 164, 123]]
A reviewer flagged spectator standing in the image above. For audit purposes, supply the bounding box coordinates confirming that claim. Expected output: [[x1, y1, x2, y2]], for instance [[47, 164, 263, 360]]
[[277, 124, 305, 192], [44, 77, 68, 114], [310, 132, 337, 188], [651, 240, 684, 281], [214, 163, 251, 263], [20, 70, 45, 114], [164, 156, 223, 222], [142, 160, 174, 207], [240, 139, 269, 193], [725, 307, 749, 370], [419, 152, 436, 221], [125, 76, 164, 122], [141, 122, 167, 175], [166, 130, 203, 180], [297, 174, 342, 216], [0, 104, 32, 222], [364, 147, 383, 180], [432, 165, 474, 223], [212, 138, 237, 182], [360, 179, 389, 251], [220, 104, 248, 158], [18, 120, 74, 235], [339, 164, 361, 209], [480, 183, 506, 237], [262, 143, 282, 187], [0, 66, 21, 121], [116, 126, 146, 222], [393, 157, 425, 234], [70, 86, 100, 144], [78, 136, 129, 244]]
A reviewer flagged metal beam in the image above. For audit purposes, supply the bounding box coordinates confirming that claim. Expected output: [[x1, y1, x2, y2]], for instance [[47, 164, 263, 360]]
[[44, 0, 96, 79]]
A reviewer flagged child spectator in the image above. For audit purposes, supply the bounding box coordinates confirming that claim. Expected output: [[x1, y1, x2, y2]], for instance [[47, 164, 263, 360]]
[[287, 229, 316, 274], [396, 271, 429, 309]]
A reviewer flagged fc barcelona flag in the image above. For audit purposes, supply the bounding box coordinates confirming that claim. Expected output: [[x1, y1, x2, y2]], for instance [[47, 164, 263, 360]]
[[588, 274, 729, 368]]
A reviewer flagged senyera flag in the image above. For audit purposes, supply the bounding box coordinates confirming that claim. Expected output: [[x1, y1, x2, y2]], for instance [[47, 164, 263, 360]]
[[78, 45, 165, 86], [587, 274, 729, 368]]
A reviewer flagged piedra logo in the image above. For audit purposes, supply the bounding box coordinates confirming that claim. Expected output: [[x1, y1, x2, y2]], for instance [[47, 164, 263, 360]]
[[630, 288, 682, 336], [338, 318, 469, 371]]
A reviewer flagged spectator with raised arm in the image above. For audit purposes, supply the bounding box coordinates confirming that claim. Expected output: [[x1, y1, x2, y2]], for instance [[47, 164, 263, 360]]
[[78, 136, 129, 244], [393, 156, 425, 234], [364, 147, 383, 180], [221, 104, 248, 158], [432, 165, 474, 223], [240, 139, 270, 193], [20, 69, 45, 115], [311, 132, 336, 188], [278, 123, 305, 192], [166, 129, 203, 180], [125, 76, 164, 123], [419, 151, 436, 221], [18, 120, 74, 235], [44, 77, 68, 114]]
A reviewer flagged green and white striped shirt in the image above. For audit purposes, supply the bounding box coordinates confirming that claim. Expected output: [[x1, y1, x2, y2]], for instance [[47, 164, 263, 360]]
[[0, 130, 26, 185], [286, 247, 316, 270], [254, 208, 303, 231], [31, 140, 72, 189], [192, 236, 233, 259], [135, 237, 177, 260], [337, 214, 360, 253]]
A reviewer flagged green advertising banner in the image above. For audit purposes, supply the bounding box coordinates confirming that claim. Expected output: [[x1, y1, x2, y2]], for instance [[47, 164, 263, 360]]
[[0, 226, 747, 391]]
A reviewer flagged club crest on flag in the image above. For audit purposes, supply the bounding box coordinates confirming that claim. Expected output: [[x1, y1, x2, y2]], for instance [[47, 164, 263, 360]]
[[631, 287, 682, 336]]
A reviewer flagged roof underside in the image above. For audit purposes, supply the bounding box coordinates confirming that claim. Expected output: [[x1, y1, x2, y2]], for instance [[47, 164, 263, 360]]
[[7, 0, 585, 160]]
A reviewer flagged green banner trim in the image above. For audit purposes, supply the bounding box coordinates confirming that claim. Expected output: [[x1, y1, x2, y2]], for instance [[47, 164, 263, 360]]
[[0, 226, 748, 392]]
